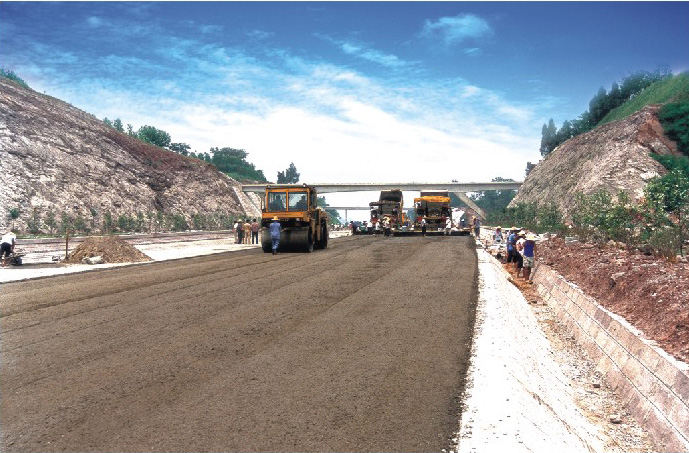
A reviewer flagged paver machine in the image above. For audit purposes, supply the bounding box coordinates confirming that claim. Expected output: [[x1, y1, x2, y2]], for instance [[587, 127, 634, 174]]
[[413, 190, 452, 235], [369, 189, 405, 234], [260, 184, 329, 253]]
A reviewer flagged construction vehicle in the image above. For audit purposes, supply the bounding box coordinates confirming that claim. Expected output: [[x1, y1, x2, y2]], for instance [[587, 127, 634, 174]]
[[260, 184, 329, 253], [369, 189, 405, 234], [413, 191, 452, 232]]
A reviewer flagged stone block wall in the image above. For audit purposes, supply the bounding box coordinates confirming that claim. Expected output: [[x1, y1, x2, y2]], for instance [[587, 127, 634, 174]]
[[532, 263, 689, 452]]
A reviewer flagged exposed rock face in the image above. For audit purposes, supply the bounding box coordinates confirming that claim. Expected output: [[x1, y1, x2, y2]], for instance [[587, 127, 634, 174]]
[[0, 78, 261, 232], [511, 105, 677, 220]]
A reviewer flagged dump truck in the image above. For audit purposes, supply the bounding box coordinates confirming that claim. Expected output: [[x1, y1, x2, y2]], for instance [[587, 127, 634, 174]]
[[413, 191, 452, 231], [260, 184, 329, 253], [369, 189, 405, 233]]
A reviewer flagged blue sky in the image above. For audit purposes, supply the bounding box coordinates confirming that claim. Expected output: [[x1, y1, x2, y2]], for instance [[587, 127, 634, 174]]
[[2, 2, 688, 214]]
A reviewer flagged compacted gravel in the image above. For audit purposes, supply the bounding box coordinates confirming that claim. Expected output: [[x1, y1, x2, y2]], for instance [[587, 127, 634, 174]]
[[1, 235, 478, 452]]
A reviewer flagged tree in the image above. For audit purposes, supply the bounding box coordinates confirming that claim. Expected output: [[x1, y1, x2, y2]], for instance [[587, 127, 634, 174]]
[[205, 148, 267, 182], [470, 177, 517, 214], [169, 142, 191, 156], [113, 118, 124, 132], [103, 117, 113, 128], [45, 209, 57, 235], [539, 119, 558, 156], [317, 196, 342, 225], [8, 207, 20, 231], [137, 125, 171, 148], [525, 162, 536, 177], [277, 162, 300, 183]]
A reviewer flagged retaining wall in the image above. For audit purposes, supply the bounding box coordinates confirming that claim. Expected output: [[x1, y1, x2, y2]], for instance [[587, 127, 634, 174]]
[[532, 262, 689, 452]]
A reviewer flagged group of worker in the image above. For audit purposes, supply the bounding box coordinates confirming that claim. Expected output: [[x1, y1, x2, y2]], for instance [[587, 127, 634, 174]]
[[491, 226, 537, 283], [234, 219, 260, 245]]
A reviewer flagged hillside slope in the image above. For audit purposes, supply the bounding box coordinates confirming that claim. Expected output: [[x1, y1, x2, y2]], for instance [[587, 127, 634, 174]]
[[510, 105, 677, 219], [0, 78, 260, 233]]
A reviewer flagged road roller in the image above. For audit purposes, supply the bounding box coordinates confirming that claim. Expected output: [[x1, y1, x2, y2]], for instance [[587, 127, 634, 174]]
[[260, 184, 329, 253]]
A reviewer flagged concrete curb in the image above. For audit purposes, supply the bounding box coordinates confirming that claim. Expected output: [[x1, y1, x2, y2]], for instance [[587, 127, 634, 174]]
[[532, 262, 689, 452]]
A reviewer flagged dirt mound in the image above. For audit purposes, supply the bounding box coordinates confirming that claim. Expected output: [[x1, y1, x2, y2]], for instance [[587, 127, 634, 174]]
[[537, 237, 688, 363], [64, 236, 152, 264]]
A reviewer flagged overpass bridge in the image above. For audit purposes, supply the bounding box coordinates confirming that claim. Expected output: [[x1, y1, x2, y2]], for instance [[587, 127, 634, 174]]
[[241, 181, 523, 221], [241, 182, 522, 194]]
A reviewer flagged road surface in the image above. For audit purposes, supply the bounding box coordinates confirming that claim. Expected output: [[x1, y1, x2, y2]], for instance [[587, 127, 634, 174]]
[[1, 235, 478, 452]]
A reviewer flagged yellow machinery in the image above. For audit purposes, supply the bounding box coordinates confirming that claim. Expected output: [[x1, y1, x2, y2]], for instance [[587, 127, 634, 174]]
[[260, 184, 329, 252], [414, 191, 452, 231], [369, 189, 405, 233]]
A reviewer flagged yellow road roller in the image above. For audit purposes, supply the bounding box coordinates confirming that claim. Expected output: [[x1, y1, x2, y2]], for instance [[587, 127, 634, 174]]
[[261, 184, 329, 253]]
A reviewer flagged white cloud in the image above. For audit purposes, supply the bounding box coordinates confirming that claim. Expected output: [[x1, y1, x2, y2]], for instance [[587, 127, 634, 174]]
[[86, 16, 103, 28], [421, 14, 493, 46], [318, 34, 414, 69], [247, 29, 274, 40], [200, 24, 223, 34], [22, 21, 540, 214]]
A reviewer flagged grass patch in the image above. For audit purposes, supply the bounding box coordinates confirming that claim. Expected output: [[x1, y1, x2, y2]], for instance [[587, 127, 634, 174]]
[[599, 72, 689, 125]]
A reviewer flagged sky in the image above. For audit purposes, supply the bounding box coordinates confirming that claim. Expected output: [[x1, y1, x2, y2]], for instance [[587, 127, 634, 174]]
[[2, 1, 689, 218]]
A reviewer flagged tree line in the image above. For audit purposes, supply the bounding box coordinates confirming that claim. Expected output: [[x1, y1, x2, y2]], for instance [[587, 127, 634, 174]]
[[540, 69, 672, 156], [102, 119, 268, 182]]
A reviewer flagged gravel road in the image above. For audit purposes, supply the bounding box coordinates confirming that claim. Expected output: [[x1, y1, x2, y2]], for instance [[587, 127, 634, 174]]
[[1, 235, 478, 452]]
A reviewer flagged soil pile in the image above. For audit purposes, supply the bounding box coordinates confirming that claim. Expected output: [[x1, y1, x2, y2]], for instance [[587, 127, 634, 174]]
[[64, 236, 152, 264], [536, 237, 688, 363]]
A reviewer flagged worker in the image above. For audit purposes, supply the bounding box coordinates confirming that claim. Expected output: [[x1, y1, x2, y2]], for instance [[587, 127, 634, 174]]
[[472, 216, 481, 239], [382, 216, 391, 237], [421, 217, 427, 237], [270, 216, 281, 255], [250, 219, 260, 244], [522, 233, 537, 283], [493, 226, 503, 244], [445, 217, 452, 236], [1, 230, 17, 267], [243, 219, 251, 244]]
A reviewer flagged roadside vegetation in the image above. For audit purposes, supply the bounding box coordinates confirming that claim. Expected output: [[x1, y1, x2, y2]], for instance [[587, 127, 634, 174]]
[[0, 67, 30, 88], [490, 70, 689, 258], [539, 69, 682, 157]]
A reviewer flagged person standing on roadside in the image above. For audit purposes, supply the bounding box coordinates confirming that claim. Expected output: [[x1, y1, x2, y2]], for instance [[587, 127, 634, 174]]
[[233, 220, 240, 244], [445, 217, 452, 236], [421, 217, 427, 237], [269, 216, 281, 255], [1, 230, 16, 266], [473, 216, 482, 239], [250, 219, 260, 244], [493, 226, 503, 244], [243, 219, 251, 244], [506, 227, 518, 265], [522, 233, 537, 283], [515, 230, 527, 278]]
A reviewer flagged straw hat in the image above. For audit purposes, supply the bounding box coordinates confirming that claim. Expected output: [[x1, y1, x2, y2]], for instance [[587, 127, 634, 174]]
[[272, 216, 279, 221], [526, 233, 536, 241]]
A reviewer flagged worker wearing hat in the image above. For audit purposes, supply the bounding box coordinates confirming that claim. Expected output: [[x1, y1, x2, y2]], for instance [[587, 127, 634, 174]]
[[522, 233, 537, 283], [269, 216, 281, 255]]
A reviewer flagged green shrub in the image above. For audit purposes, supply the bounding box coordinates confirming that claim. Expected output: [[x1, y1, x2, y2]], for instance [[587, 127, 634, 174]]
[[0, 67, 29, 88], [659, 101, 689, 157]]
